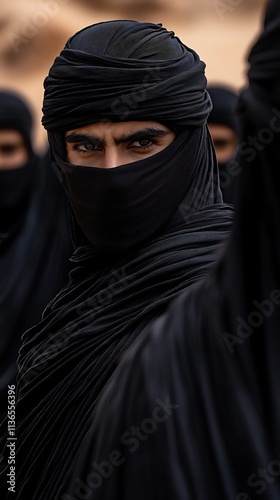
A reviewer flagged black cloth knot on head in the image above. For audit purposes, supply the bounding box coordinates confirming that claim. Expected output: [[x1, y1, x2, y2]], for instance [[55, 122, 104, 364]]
[[42, 20, 212, 131]]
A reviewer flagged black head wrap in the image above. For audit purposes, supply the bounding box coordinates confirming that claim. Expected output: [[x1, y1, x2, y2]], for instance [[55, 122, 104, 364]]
[[207, 85, 239, 133], [42, 20, 211, 130], [0, 90, 33, 154], [42, 20, 223, 253]]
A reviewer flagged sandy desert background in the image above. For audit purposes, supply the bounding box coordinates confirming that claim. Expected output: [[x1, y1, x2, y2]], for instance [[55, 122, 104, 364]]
[[0, 0, 267, 152]]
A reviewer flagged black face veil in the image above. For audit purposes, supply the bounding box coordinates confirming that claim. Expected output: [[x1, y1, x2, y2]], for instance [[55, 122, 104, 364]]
[[42, 20, 222, 253]]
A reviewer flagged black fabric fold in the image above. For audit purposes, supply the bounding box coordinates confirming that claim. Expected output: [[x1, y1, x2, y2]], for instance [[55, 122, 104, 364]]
[[0, 203, 232, 499]]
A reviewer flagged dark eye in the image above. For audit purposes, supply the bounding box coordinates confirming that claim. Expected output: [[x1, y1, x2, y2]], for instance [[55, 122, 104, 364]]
[[129, 139, 155, 149], [73, 142, 101, 153], [0, 143, 22, 155], [214, 139, 231, 149]]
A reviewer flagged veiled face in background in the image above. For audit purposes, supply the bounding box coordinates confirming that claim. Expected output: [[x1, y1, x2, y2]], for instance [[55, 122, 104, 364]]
[[208, 123, 238, 165], [0, 130, 28, 170], [65, 121, 176, 169]]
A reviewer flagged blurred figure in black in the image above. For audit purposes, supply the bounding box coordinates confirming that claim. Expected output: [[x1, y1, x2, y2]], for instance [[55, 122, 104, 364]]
[[207, 84, 240, 204], [0, 90, 73, 422]]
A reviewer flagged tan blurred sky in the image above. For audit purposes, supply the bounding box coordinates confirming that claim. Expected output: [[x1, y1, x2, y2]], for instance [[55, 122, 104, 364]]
[[0, 0, 267, 151]]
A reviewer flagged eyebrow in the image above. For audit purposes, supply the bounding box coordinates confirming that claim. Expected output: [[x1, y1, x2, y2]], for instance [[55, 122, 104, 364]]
[[65, 127, 170, 147]]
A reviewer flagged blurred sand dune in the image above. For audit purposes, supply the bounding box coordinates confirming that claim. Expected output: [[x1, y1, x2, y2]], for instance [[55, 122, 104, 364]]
[[0, 0, 266, 151]]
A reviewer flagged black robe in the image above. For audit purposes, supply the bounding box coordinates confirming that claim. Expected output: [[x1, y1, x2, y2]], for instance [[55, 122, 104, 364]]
[[0, 200, 233, 499], [61, 2, 280, 499], [0, 150, 73, 423]]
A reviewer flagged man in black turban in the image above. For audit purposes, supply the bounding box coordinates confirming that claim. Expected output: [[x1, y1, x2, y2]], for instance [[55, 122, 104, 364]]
[[60, 2, 280, 499], [0, 20, 234, 499]]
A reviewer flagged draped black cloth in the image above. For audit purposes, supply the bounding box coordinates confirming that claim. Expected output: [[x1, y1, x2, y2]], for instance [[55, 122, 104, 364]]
[[0, 91, 73, 423], [0, 22, 234, 499], [61, 2, 280, 499], [42, 20, 211, 130], [207, 84, 240, 204], [207, 85, 239, 134]]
